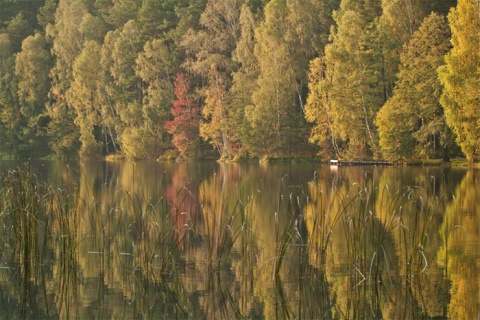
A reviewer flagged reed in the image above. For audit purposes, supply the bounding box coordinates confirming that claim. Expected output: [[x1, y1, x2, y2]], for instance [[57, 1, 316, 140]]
[[0, 165, 446, 319]]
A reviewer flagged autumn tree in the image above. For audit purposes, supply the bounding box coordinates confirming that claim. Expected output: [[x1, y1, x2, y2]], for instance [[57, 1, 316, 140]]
[[14, 32, 53, 157], [377, 13, 454, 162], [249, 0, 313, 158], [46, 0, 88, 157], [181, 0, 241, 77], [181, 0, 244, 158], [0, 33, 22, 156], [200, 65, 234, 158], [67, 40, 104, 158], [381, 0, 428, 43], [0, 10, 51, 157], [305, 57, 339, 159], [135, 38, 176, 158], [229, 4, 259, 157], [306, 0, 385, 159], [439, 0, 480, 162], [165, 73, 201, 157]]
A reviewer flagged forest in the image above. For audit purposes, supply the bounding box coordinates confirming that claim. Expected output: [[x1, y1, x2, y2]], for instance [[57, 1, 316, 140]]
[[0, 0, 478, 162]]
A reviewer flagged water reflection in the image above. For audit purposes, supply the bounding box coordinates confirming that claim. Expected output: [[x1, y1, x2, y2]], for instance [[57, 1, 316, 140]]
[[0, 160, 477, 318]]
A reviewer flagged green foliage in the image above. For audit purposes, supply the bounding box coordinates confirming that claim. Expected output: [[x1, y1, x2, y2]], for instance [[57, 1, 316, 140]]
[[37, 0, 59, 29], [106, 0, 140, 28], [0, 0, 467, 161], [309, 1, 385, 160], [6, 12, 33, 53], [305, 57, 338, 159], [181, 0, 242, 77], [135, 38, 177, 156], [381, 0, 427, 43], [68, 40, 104, 158], [200, 65, 234, 158], [250, 0, 313, 158], [229, 4, 260, 158], [0, 53, 23, 156], [377, 13, 454, 163], [13, 32, 52, 157], [439, 0, 480, 162], [15, 33, 52, 110], [120, 126, 160, 160], [46, 0, 89, 158]]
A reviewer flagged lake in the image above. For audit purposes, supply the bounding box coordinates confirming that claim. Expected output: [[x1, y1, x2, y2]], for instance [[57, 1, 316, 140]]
[[0, 160, 478, 319]]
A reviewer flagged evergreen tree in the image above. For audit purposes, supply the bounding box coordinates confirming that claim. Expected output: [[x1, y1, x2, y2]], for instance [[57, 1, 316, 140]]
[[14, 32, 53, 157], [106, 0, 140, 28], [308, 0, 385, 159], [5, 12, 33, 53], [0, 34, 22, 156], [230, 3, 259, 157], [439, 0, 480, 161], [137, 0, 178, 41], [377, 13, 453, 162], [37, 0, 59, 30], [181, 0, 242, 77]]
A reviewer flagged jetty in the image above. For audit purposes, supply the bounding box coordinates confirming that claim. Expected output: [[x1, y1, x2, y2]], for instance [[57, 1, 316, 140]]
[[330, 159, 391, 166]]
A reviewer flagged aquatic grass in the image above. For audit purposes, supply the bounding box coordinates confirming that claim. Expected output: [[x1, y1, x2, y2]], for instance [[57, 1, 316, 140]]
[[304, 173, 344, 269], [0, 164, 82, 318], [196, 186, 259, 318], [321, 177, 445, 319], [0, 165, 60, 318], [0, 164, 450, 319], [0, 165, 194, 318]]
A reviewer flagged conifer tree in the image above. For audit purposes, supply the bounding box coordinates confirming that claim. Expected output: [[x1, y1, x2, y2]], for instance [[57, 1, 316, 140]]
[[377, 13, 453, 162], [230, 4, 259, 157], [308, 0, 385, 159], [14, 32, 52, 157], [439, 0, 480, 161]]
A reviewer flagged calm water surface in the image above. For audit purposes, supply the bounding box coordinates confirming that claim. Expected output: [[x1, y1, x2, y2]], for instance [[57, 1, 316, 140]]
[[0, 160, 478, 319]]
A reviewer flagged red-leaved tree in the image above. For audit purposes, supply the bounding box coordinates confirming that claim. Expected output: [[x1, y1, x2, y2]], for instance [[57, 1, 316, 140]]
[[165, 73, 201, 157]]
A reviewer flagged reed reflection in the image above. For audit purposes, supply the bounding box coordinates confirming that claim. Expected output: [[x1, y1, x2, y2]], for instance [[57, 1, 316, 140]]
[[439, 170, 480, 319], [0, 161, 479, 319]]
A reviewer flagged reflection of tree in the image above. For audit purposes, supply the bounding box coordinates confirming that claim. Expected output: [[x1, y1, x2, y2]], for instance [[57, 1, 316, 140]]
[[305, 166, 452, 319], [193, 162, 255, 318], [376, 166, 454, 319], [54, 161, 195, 318], [1, 161, 470, 318], [165, 162, 200, 249], [439, 170, 480, 319]]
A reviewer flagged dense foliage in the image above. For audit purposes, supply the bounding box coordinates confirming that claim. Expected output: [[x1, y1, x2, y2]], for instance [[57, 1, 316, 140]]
[[0, 0, 476, 162]]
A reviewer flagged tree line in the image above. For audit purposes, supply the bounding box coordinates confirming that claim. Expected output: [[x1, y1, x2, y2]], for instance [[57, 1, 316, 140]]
[[0, 0, 478, 162]]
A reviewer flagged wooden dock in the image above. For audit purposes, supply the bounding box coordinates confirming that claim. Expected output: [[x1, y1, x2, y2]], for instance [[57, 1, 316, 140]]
[[330, 159, 391, 166]]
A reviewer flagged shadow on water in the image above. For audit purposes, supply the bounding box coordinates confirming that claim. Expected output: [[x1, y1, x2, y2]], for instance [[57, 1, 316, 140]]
[[0, 161, 475, 318]]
